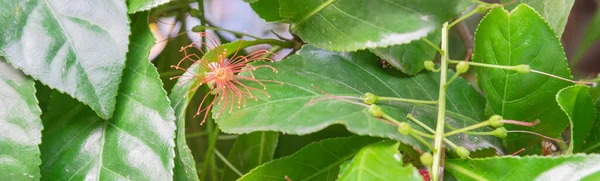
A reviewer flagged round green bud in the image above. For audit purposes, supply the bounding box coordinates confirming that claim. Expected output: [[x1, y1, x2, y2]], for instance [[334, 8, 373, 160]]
[[476, 4, 490, 14], [424, 61, 437, 72], [488, 115, 503, 128], [492, 127, 508, 139], [514, 64, 531, 73], [420, 152, 433, 166], [455, 146, 470, 159], [368, 104, 384, 117], [362, 92, 378, 105], [397, 122, 412, 135], [456, 61, 470, 74]]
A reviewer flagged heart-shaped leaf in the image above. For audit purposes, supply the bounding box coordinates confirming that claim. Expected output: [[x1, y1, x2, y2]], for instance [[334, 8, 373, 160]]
[[279, 0, 470, 51], [39, 13, 176, 180], [447, 154, 600, 180], [473, 4, 573, 154], [0, 58, 42, 180], [238, 136, 380, 181], [338, 141, 422, 181], [556, 85, 596, 153], [0, 0, 130, 119], [216, 45, 502, 152], [222, 132, 279, 181]]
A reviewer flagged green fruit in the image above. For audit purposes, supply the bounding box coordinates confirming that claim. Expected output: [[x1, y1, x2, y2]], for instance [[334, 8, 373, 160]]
[[488, 115, 503, 127], [420, 152, 433, 166], [367, 104, 384, 117], [492, 127, 508, 139], [424, 61, 438, 72], [514, 64, 531, 73], [397, 122, 412, 135], [455, 146, 470, 159], [362, 92, 378, 105], [456, 61, 470, 74]]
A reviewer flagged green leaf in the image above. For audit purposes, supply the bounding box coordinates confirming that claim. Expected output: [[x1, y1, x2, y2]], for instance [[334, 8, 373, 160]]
[[169, 39, 271, 181], [556, 85, 596, 153], [573, 9, 600, 63], [337, 141, 422, 181], [0, 0, 130, 119], [447, 154, 600, 181], [502, 0, 575, 36], [39, 13, 176, 180], [216, 45, 502, 152], [238, 136, 380, 181], [279, 0, 470, 51], [0, 58, 42, 180], [473, 4, 573, 154], [275, 125, 353, 158], [245, 0, 283, 22], [222, 132, 279, 181], [127, 0, 172, 14], [582, 100, 600, 153], [370, 33, 440, 75]]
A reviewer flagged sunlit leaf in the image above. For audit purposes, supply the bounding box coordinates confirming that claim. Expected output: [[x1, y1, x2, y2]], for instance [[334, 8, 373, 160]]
[[556, 85, 596, 153]]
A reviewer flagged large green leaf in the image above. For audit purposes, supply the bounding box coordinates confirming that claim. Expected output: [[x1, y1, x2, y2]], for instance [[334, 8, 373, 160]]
[[279, 0, 470, 51], [238, 136, 380, 181], [370, 33, 440, 75], [244, 0, 283, 22], [39, 13, 176, 180], [502, 0, 574, 36], [473, 4, 573, 154], [582, 100, 600, 153], [337, 141, 422, 181], [127, 0, 172, 14], [447, 154, 600, 181], [216, 45, 502, 152], [222, 132, 279, 181], [0, 58, 42, 180], [0, 0, 130, 119], [556, 85, 596, 153]]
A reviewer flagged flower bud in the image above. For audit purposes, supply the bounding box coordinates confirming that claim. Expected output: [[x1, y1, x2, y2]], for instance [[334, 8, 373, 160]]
[[424, 61, 438, 72], [492, 127, 507, 139], [397, 122, 412, 135], [367, 104, 383, 117], [455, 146, 470, 159], [362, 92, 378, 105], [488, 115, 503, 127], [456, 61, 470, 74], [420, 152, 433, 166]]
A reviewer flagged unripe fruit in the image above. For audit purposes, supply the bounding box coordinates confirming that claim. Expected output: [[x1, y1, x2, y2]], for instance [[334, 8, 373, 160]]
[[424, 61, 437, 72], [514, 64, 531, 73]]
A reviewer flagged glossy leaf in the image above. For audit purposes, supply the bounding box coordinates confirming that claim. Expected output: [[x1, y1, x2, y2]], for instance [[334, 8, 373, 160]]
[[0, 58, 42, 180], [502, 0, 575, 36], [215, 45, 502, 152], [447, 154, 600, 181], [0, 0, 129, 119], [245, 0, 283, 22], [337, 141, 422, 181], [39, 13, 176, 180], [370, 33, 440, 75], [238, 136, 380, 181], [473, 4, 573, 154], [573, 9, 600, 63], [127, 0, 172, 14], [222, 132, 279, 181], [556, 85, 596, 153], [279, 0, 470, 51], [169, 40, 268, 181]]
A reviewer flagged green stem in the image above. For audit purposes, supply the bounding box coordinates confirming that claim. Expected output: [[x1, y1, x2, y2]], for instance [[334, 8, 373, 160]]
[[463, 131, 494, 136], [445, 72, 461, 88], [214, 149, 243, 176], [192, 25, 263, 40], [423, 38, 443, 54], [444, 121, 490, 137], [410, 132, 435, 151], [406, 114, 459, 149], [377, 96, 438, 105], [412, 129, 435, 139], [448, 8, 479, 29], [200, 123, 220, 180], [448, 60, 519, 71], [432, 22, 449, 181], [196, 0, 207, 52], [446, 163, 490, 181], [261, 46, 282, 59]]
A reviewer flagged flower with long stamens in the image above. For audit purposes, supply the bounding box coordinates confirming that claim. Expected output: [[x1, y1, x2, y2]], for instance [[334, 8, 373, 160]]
[[170, 32, 282, 124]]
